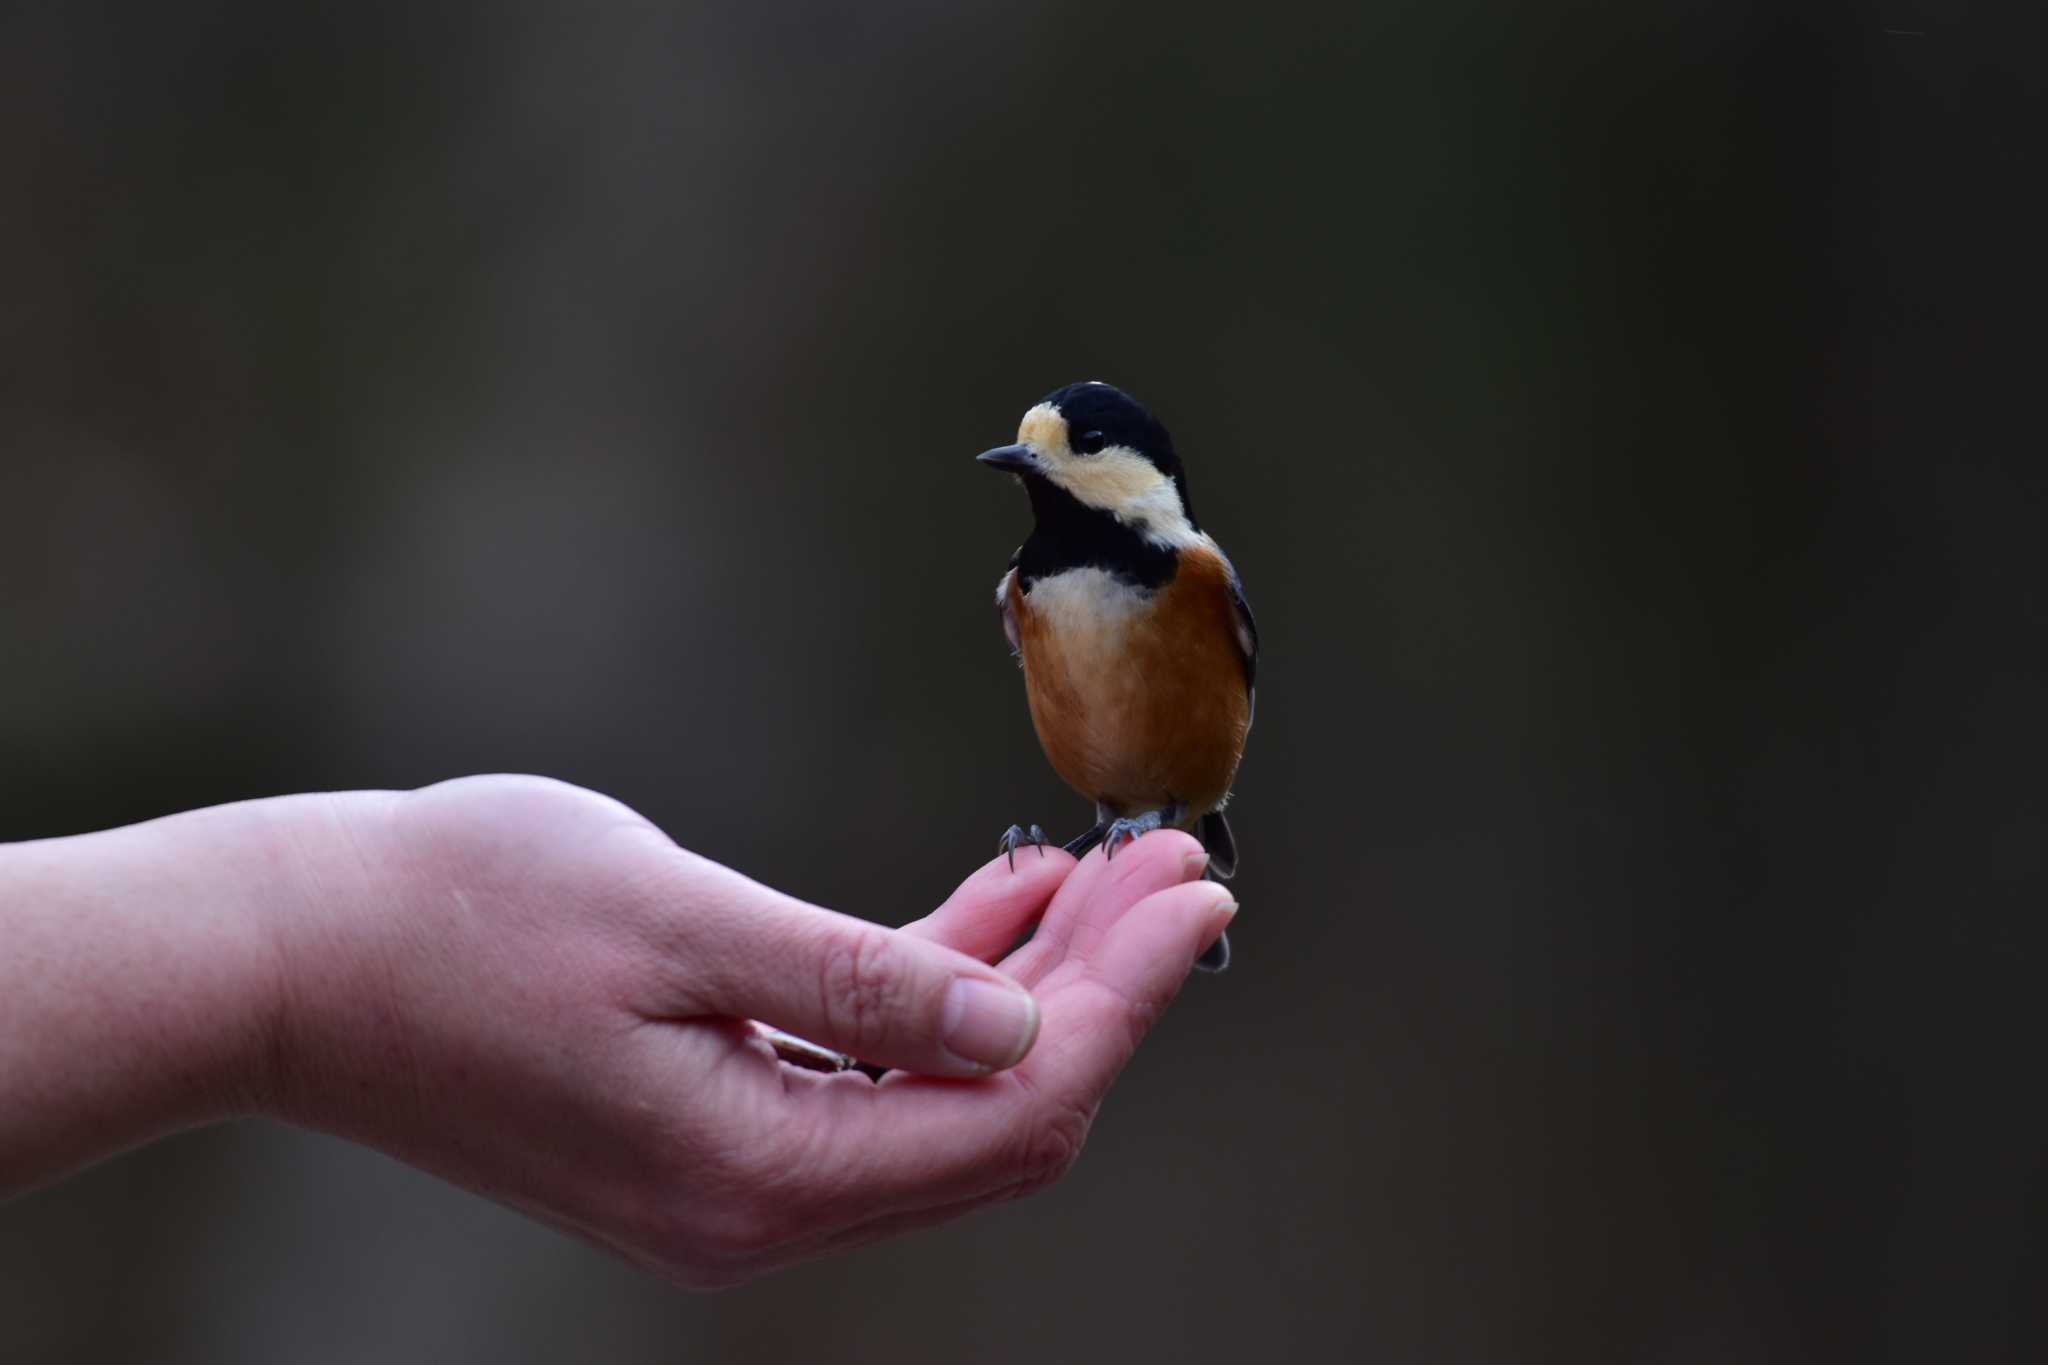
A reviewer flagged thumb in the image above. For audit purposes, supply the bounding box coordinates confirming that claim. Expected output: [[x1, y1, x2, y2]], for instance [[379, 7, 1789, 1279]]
[[684, 895, 1041, 1078]]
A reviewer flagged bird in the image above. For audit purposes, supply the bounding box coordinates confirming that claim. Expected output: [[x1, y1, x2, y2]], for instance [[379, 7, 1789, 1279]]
[[977, 381, 1256, 972]]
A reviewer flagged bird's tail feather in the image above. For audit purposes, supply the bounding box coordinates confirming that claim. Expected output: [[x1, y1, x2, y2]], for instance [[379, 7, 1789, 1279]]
[[1193, 810, 1236, 972], [1198, 810, 1237, 880]]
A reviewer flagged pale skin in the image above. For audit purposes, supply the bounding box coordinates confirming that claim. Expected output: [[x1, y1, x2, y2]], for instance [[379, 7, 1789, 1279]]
[[0, 774, 1234, 1286]]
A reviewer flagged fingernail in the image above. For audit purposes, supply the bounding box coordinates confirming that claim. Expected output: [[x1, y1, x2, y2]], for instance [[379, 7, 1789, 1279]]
[[1213, 898, 1239, 924], [941, 978, 1040, 1072], [1182, 850, 1212, 881]]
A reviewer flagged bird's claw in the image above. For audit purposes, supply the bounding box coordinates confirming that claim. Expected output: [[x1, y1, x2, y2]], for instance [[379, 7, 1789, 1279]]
[[997, 823, 1049, 871], [1101, 812, 1165, 861]]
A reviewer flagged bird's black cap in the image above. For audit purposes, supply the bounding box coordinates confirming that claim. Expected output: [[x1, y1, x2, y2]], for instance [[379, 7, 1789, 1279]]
[[1042, 382, 1194, 523], [1043, 382, 1174, 459]]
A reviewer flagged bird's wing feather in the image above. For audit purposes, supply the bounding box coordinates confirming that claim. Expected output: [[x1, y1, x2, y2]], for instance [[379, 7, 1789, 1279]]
[[1224, 563, 1258, 735], [995, 564, 1021, 654], [1227, 570, 1258, 691]]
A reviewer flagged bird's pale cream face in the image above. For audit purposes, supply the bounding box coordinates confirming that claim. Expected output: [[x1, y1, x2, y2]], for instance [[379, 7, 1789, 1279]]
[[1015, 402, 1199, 548]]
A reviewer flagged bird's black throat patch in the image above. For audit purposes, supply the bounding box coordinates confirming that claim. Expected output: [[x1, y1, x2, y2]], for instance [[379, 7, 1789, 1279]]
[[1015, 474, 1178, 592]]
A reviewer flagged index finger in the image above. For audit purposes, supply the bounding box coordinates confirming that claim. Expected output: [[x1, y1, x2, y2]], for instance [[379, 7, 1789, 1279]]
[[897, 848, 1076, 962]]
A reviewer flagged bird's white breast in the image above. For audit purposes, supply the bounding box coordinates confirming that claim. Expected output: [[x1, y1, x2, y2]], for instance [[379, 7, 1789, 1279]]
[[1016, 566, 1157, 725], [1024, 566, 1152, 640]]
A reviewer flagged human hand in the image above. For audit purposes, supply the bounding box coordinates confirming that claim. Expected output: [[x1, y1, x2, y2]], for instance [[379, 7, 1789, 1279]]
[[270, 775, 1235, 1286]]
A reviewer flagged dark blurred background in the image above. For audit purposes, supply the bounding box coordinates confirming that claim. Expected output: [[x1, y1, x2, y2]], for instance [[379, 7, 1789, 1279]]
[[3, 1, 2043, 1360]]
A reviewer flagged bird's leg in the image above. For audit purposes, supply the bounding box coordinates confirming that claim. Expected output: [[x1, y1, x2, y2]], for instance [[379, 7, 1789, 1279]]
[[996, 823, 1049, 871], [1103, 801, 1185, 861], [1062, 822, 1107, 859], [1063, 799, 1125, 858]]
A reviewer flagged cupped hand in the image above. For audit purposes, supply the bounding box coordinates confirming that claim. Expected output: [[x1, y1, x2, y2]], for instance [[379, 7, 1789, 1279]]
[[273, 775, 1234, 1287]]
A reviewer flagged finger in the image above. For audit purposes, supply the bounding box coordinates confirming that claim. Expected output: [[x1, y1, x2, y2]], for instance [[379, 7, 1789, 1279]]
[[671, 886, 1042, 1079], [1026, 878, 1238, 1099], [776, 880, 1236, 1221], [898, 849, 1075, 962], [998, 830, 1209, 988]]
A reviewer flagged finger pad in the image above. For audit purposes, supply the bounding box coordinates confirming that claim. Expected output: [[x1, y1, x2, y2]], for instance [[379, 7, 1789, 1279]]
[[1094, 882, 1233, 1003]]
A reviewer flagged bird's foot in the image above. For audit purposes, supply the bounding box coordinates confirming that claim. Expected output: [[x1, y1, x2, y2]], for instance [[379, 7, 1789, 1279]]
[[1102, 809, 1167, 861], [997, 823, 1049, 871]]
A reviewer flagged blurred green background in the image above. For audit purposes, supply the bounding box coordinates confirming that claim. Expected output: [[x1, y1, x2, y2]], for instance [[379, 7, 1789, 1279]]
[[3, 2, 2042, 1360]]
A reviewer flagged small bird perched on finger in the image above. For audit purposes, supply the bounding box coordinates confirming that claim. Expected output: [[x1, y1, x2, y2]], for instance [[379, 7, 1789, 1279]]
[[977, 381, 1257, 972]]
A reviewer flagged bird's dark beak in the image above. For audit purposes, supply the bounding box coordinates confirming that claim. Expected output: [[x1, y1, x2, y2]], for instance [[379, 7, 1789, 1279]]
[[975, 443, 1039, 475]]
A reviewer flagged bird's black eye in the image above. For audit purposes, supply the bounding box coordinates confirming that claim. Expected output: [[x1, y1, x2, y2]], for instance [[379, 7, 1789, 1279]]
[[1071, 429, 1108, 455]]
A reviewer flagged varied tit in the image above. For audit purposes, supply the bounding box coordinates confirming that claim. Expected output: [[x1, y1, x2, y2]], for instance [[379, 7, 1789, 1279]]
[[978, 381, 1257, 972]]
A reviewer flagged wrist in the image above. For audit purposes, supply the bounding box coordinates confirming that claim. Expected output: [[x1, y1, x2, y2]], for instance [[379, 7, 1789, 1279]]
[[0, 792, 390, 1189], [93, 792, 405, 1126], [237, 789, 411, 1131]]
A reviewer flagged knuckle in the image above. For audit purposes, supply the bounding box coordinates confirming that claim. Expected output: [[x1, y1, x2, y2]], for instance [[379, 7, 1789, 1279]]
[[817, 929, 906, 1054]]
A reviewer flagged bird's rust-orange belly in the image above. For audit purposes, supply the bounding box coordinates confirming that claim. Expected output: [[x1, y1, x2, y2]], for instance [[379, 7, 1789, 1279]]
[[1012, 553, 1249, 819]]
